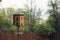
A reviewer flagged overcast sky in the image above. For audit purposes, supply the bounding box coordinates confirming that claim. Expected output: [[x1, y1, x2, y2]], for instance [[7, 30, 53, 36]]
[[0, 0, 49, 19], [0, 0, 49, 10]]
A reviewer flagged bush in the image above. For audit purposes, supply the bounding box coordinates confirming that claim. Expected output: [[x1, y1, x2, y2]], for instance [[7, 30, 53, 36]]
[[33, 23, 55, 35], [0, 15, 17, 31]]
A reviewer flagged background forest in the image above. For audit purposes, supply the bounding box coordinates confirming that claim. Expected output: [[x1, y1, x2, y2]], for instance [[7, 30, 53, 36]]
[[0, 0, 60, 36]]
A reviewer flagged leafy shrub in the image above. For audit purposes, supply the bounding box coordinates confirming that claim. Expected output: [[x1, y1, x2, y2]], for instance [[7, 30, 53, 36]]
[[33, 23, 55, 35]]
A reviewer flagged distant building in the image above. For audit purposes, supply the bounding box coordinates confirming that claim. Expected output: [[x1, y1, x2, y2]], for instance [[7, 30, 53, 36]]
[[13, 14, 24, 26]]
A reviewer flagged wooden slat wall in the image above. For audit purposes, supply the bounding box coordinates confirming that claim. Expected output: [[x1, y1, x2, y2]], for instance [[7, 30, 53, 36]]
[[0, 31, 48, 40]]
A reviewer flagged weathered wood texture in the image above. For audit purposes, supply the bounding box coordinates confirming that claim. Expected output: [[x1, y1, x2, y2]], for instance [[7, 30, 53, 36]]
[[0, 31, 48, 40]]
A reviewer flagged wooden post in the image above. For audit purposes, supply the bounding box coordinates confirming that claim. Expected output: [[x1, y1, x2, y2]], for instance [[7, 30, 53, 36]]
[[13, 14, 24, 40]]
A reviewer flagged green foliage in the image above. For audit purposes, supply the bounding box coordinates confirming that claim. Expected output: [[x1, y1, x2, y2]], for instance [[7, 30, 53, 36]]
[[9, 26, 17, 31], [47, 0, 60, 32], [19, 26, 30, 32], [0, 15, 17, 31], [33, 22, 55, 35], [7, 8, 16, 23], [0, 6, 56, 35]]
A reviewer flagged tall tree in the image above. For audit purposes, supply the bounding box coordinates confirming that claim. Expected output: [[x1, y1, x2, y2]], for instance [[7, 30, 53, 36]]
[[6, 8, 16, 23], [47, 0, 60, 32], [24, 0, 42, 32]]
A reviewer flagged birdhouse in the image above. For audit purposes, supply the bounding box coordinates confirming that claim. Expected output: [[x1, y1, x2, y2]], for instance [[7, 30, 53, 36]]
[[13, 14, 24, 26]]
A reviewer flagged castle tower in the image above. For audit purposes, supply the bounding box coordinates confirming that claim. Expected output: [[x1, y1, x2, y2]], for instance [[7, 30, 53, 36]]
[[13, 14, 24, 26]]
